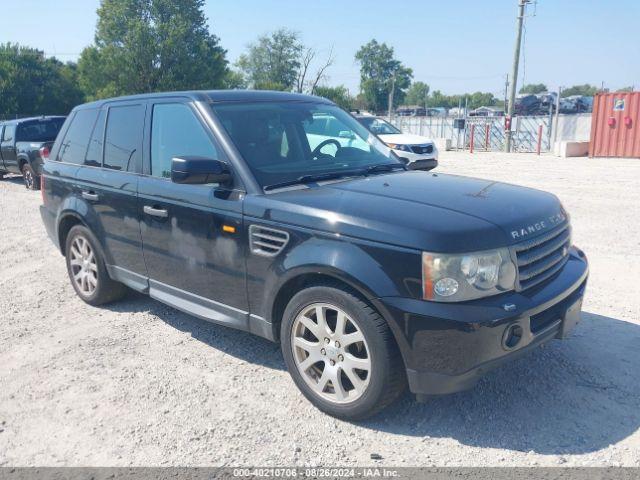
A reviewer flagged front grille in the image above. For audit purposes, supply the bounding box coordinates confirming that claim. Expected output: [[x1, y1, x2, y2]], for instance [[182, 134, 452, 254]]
[[410, 144, 434, 154], [514, 223, 571, 291]]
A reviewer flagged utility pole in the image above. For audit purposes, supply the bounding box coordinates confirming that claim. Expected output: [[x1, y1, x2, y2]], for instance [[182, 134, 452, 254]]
[[503, 74, 509, 114], [387, 74, 396, 120], [504, 0, 529, 152]]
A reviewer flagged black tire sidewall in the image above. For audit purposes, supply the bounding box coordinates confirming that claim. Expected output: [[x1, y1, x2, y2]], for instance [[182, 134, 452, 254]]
[[281, 286, 394, 420], [64, 225, 110, 305]]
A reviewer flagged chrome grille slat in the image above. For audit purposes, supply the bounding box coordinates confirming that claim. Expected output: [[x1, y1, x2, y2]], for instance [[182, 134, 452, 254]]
[[514, 222, 571, 291], [520, 255, 569, 290], [514, 223, 569, 252], [517, 229, 571, 266], [519, 250, 566, 280]]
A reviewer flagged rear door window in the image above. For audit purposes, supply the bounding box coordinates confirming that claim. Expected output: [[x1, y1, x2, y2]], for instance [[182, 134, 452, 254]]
[[104, 104, 145, 172], [57, 110, 99, 164], [84, 109, 106, 167]]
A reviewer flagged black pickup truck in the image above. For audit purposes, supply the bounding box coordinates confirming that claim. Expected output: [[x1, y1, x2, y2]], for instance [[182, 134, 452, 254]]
[[0, 116, 66, 189], [40, 91, 588, 420]]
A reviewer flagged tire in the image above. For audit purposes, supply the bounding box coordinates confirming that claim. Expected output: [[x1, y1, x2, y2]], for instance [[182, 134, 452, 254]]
[[281, 284, 406, 420], [22, 163, 39, 190], [64, 225, 127, 306]]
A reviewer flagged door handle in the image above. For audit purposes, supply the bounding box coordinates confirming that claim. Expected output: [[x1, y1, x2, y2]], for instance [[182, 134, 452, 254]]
[[143, 205, 168, 218], [81, 191, 99, 201]]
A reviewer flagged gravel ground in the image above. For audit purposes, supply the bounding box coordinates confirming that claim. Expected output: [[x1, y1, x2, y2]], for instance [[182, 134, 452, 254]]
[[0, 152, 639, 467]]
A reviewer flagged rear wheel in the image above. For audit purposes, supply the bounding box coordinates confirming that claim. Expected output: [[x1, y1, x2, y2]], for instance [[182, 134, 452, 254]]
[[22, 164, 39, 190], [65, 225, 127, 305], [281, 284, 406, 420]]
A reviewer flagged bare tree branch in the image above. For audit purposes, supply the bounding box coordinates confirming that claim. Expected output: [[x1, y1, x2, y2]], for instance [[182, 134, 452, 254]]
[[296, 47, 315, 93], [310, 46, 335, 94]]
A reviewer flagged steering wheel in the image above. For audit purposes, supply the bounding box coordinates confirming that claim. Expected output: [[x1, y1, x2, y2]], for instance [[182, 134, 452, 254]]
[[312, 139, 342, 159]]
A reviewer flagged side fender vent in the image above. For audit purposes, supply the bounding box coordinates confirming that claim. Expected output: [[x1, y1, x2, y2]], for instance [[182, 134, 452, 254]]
[[249, 225, 290, 257]]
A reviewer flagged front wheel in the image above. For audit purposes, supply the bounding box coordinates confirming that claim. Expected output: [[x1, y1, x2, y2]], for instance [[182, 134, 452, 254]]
[[22, 164, 39, 190], [281, 285, 406, 420], [64, 225, 127, 305]]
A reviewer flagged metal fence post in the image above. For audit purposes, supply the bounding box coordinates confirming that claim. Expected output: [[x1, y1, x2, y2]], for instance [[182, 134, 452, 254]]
[[470, 124, 475, 153], [536, 124, 543, 155]]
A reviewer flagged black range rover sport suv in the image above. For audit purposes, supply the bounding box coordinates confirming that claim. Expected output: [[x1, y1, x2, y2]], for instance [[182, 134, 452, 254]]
[[40, 91, 588, 420]]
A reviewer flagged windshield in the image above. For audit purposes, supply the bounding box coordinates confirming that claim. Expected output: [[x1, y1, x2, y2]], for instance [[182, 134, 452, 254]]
[[16, 118, 65, 142], [357, 117, 401, 135], [210, 102, 400, 189]]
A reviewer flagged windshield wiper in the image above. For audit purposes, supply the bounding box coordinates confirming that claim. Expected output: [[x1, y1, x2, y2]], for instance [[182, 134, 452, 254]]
[[263, 164, 406, 192], [263, 170, 364, 191], [364, 163, 407, 174]]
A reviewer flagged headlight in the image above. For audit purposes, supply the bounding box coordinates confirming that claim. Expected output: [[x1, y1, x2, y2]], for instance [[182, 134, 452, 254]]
[[422, 248, 517, 302], [386, 143, 411, 152]]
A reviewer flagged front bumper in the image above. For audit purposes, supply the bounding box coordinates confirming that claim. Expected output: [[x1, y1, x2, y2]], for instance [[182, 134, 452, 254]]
[[377, 247, 588, 396], [393, 148, 438, 171]]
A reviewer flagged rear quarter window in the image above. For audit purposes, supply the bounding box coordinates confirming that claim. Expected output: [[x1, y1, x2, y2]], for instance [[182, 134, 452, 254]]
[[57, 110, 99, 164]]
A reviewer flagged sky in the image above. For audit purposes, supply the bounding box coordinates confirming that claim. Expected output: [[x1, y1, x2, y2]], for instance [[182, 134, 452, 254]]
[[1, 0, 638, 96]]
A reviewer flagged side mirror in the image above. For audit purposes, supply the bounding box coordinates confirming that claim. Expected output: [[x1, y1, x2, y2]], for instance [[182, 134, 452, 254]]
[[338, 130, 356, 139], [171, 156, 232, 185]]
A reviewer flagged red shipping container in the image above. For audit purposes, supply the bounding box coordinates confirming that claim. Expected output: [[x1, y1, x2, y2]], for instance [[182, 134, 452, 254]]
[[590, 92, 640, 158]]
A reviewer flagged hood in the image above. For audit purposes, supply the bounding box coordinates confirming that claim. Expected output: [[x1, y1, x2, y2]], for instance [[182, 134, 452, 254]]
[[245, 171, 567, 253], [378, 133, 434, 145]]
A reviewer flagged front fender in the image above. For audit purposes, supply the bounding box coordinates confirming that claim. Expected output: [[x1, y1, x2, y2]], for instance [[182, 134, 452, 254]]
[[248, 229, 422, 327], [248, 233, 422, 359]]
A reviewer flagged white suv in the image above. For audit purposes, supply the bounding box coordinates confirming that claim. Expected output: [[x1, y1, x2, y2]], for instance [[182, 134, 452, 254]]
[[355, 116, 438, 171]]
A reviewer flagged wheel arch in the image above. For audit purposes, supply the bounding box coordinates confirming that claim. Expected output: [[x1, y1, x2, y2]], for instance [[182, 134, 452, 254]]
[[17, 154, 31, 171], [57, 212, 88, 256], [268, 267, 392, 343]]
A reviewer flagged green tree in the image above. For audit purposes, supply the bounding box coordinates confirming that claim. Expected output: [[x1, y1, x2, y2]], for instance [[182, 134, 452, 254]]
[[425, 90, 497, 110], [78, 0, 228, 100], [467, 91, 498, 109], [354, 40, 413, 113], [224, 69, 247, 89], [426, 90, 452, 109], [0, 43, 84, 116], [313, 85, 354, 110], [237, 28, 303, 91], [404, 81, 430, 107], [519, 83, 548, 94], [561, 84, 599, 97]]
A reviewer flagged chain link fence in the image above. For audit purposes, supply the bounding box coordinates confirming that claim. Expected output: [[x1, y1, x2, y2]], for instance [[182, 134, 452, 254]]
[[390, 114, 557, 153]]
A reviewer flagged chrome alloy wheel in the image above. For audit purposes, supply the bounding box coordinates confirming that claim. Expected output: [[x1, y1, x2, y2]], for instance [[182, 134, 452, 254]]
[[69, 236, 98, 296], [291, 303, 371, 404], [24, 169, 34, 189]]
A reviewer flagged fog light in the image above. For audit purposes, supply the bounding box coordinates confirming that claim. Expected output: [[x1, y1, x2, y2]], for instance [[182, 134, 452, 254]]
[[502, 324, 523, 350], [434, 277, 459, 297]]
